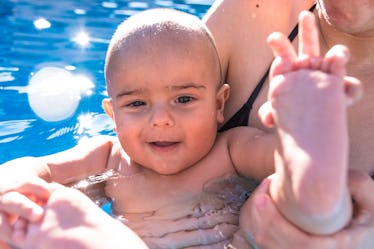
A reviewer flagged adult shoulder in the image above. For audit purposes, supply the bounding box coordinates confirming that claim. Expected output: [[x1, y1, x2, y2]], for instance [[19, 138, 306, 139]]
[[203, 0, 314, 79], [204, 0, 313, 30]]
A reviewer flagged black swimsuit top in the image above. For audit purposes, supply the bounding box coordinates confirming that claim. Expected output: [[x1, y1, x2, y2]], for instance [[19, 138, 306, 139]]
[[219, 4, 316, 132]]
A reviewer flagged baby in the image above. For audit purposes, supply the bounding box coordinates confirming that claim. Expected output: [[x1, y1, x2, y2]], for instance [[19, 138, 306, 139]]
[[0, 9, 356, 249]]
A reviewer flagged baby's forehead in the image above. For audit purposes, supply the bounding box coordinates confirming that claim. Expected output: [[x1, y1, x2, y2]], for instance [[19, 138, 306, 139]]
[[105, 9, 222, 91], [112, 14, 207, 51], [109, 13, 217, 68]]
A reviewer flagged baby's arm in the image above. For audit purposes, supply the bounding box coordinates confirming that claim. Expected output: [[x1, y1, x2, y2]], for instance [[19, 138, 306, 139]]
[[225, 126, 276, 180], [264, 11, 356, 235]]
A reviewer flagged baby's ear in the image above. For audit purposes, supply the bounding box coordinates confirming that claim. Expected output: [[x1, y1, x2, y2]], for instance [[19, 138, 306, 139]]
[[216, 83, 230, 123], [102, 98, 117, 133], [102, 98, 114, 119]]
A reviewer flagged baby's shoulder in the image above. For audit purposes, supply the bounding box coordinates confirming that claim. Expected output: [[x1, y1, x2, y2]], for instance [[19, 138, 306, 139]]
[[218, 126, 265, 141], [216, 126, 272, 154]]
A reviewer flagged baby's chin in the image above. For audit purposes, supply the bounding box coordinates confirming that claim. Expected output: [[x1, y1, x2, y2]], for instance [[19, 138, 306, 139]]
[[140, 161, 193, 176], [147, 165, 191, 176]]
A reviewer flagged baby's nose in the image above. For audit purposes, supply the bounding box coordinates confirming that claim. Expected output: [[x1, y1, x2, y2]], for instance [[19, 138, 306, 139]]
[[150, 105, 175, 127]]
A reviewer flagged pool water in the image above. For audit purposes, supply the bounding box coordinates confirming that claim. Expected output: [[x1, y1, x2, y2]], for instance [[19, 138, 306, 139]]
[[0, 0, 214, 164]]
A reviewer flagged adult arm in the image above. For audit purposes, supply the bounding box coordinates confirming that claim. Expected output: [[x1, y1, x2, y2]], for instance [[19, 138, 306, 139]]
[[240, 170, 374, 249]]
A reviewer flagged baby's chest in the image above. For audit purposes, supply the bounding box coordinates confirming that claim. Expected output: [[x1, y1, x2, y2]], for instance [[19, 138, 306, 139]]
[[107, 174, 257, 247], [105, 173, 257, 218], [105, 174, 204, 215]]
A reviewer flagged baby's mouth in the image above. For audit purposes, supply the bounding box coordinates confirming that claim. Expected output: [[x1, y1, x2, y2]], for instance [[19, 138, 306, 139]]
[[148, 141, 181, 152], [150, 141, 179, 147]]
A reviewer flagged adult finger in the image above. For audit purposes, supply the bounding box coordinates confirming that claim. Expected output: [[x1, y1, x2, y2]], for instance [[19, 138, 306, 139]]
[[330, 171, 374, 249], [0, 212, 12, 242], [0, 192, 44, 222], [12, 178, 52, 203], [298, 11, 320, 58], [10, 218, 28, 247], [348, 170, 374, 212]]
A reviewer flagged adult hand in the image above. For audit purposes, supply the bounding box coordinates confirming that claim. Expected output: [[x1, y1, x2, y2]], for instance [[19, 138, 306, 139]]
[[9, 185, 149, 249], [240, 170, 374, 249], [0, 176, 51, 244]]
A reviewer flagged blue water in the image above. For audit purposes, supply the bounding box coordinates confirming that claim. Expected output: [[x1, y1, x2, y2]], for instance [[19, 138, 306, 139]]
[[0, 0, 214, 164]]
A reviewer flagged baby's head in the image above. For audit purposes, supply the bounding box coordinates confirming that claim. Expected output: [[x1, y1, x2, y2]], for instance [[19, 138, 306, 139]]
[[103, 8, 229, 175]]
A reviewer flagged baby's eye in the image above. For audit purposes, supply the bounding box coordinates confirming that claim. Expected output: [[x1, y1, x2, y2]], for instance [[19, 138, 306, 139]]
[[176, 96, 194, 104], [127, 100, 146, 107]]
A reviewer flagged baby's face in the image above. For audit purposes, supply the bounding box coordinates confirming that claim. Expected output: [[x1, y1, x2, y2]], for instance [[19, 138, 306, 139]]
[[105, 37, 225, 175]]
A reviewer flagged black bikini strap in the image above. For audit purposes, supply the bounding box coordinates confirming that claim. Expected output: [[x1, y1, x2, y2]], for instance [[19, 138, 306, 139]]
[[243, 3, 317, 109]]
